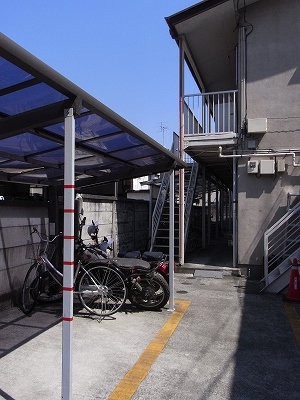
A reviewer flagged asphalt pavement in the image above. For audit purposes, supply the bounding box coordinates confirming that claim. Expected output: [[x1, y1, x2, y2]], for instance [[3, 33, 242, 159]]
[[0, 238, 300, 399]]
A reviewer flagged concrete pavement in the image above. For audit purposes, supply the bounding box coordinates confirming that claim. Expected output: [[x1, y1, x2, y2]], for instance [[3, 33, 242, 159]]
[[1, 266, 300, 399]]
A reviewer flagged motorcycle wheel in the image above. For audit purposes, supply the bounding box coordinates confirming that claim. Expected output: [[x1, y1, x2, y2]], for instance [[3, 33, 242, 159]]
[[129, 272, 170, 311]]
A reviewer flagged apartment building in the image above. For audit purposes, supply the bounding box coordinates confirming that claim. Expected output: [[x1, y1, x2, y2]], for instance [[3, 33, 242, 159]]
[[166, 0, 300, 289]]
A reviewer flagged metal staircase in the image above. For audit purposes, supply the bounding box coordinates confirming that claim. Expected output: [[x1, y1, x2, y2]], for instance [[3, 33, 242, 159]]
[[150, 161, 199, 261], [261, 195, 300, 293]]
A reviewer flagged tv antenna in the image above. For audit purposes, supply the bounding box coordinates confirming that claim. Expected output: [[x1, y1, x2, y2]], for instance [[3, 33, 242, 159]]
[[159, 122, 168, 147]]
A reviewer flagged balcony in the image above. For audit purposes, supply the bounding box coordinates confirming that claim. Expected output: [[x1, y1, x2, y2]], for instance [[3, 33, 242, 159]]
[[183, 90, 238, 188]]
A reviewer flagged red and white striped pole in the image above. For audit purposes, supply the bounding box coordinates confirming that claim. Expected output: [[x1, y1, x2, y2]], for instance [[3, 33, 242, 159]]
[[62, 108, 75, 399]]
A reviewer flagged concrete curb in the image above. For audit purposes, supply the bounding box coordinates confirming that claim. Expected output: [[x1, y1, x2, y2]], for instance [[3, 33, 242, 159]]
[[176, 264, 243, 277]]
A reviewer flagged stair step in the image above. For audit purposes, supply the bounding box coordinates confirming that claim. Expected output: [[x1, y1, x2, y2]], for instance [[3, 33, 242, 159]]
[[152, 161, 198, 256]]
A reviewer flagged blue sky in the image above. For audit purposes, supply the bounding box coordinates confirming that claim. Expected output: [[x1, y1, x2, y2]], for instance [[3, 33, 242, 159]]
[[2, 1, 198, 149]]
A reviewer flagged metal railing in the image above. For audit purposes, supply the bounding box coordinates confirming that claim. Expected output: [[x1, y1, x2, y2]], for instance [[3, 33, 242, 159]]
[[264, 201, 300, 285], [150, 170, 170, 250], [150, 160, 199, 252], [184, 90, 238, 135], [184, 161, 199, 243]]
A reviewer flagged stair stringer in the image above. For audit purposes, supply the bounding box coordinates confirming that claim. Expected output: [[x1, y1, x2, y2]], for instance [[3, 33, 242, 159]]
[[261, 247, 300, 293]]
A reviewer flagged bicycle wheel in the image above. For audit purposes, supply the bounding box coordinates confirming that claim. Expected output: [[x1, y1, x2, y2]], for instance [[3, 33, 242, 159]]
[[185, 231, 199, 253], [37, 270, 63, 303], [21, 263, 42, 315], [77, 265, 127, 316]]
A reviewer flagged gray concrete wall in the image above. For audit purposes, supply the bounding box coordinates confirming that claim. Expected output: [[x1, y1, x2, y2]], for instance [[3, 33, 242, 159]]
[[81, 196, 149, 255], [0, 204, 49, 310], [238, 0, 300, 265]]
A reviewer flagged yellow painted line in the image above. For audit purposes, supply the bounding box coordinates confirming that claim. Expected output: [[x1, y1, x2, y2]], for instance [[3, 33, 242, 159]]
[[284, 302, 300, 347], [108, 300, 191, 400]]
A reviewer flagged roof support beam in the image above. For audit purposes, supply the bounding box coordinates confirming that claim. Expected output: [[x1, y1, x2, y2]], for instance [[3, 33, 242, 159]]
[[75, 161, 178, 189], [0, 99, 74, 139]]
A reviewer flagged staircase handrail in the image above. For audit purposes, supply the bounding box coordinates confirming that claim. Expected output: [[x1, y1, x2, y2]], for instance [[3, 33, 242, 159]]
[[264, 201, 300, 285], [184, 161, 199, 244], [150, 170, 171, 250], [264, 202, 300, 236]]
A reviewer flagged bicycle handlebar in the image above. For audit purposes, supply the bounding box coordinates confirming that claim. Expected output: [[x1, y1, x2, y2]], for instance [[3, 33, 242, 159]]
[[30, 227, 62, 243]]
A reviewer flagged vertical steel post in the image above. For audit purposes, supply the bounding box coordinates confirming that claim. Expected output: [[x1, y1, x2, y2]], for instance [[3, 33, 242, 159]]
[[201, 165, 206, 249], [207, 175, 211, 245], [215, 183, 219, 239], [232, 155, 237, 268], [179, 37, 185, 265], [168, 169, 175, 311], [62, 108, 75, 400]]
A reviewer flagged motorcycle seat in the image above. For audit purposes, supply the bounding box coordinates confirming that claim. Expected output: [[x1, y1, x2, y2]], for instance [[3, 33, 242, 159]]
[[112, 257, 150, 270], [117, 250, 141, 259], [142, 251, 164, 262], [89, 259, 111, 266]]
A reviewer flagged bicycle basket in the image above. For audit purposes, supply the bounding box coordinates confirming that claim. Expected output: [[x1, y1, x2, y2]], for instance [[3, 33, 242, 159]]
[[26, 241, 56, 261]]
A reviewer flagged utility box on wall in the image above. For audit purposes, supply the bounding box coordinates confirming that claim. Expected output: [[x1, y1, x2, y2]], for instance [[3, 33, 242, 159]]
[[260, 160, 275, 174], [247, 118, 267, 133], [247, 160, 259, 173], [247, 159, 276, 174]]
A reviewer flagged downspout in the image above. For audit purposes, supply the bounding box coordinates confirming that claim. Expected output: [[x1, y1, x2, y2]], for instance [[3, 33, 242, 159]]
[[234, 25, 247, 269], [179, 36, 185, 265]]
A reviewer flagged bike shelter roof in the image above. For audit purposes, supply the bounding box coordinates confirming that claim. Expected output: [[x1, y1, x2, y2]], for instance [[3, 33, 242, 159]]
[[0, 33, 185, 190]]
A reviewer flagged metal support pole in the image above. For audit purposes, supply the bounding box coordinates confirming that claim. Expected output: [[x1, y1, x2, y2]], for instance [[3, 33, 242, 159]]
[[215, 183, 219, 239], [225, 189, 229, 232], [179, 37, 185, 265], [168, 169, 175, 311], [232, 155, 237, 268], [201, 165, 206, 249], [149, 176, 153, 241], [62, 108, 75, 400], [220, 188, 224, 234], [207, 175, 211, 245]]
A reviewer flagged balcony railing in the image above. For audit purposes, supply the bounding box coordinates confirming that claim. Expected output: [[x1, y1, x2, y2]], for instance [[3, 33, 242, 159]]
[[183, 90, 238, 135]]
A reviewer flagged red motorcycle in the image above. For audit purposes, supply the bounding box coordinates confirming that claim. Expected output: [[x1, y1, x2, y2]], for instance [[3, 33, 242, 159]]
[[117, 248, 170, 283], [81, 221, 170, 311]]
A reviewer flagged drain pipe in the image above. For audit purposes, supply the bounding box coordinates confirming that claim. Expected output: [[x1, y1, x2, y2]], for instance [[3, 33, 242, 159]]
[[219, 146, 300, 166]]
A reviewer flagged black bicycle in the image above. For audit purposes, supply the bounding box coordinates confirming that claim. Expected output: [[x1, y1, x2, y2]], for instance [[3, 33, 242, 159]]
[[21, 227, 127, 316]]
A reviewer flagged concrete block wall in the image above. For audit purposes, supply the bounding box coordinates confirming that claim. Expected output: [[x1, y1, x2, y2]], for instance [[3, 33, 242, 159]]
[[81, 196, 149, 255], [115, 200, 149, 253], [0, 204, 48, 310], [0, 197, 149, 311]]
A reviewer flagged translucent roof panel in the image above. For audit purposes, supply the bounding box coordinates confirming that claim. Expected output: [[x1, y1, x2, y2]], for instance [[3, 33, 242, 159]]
[[46, 114, 125, 141], [0, 83, 67, 116], [81, 133, 144, 154], [0, 56, 34, 90], [0, 33, 185, 188], [0, 132, 61, 157]]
